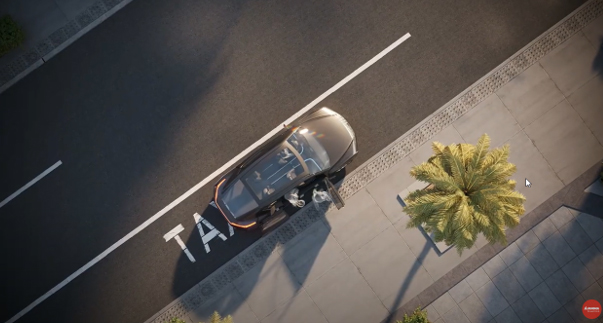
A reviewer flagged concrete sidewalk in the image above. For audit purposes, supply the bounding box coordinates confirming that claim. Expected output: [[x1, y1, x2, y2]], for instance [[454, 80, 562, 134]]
[[0, 0, 132, 94], [148, 1, 603, 323]]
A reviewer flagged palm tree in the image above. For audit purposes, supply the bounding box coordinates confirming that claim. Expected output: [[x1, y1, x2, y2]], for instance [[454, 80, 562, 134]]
[[404, 134, 526, 255]]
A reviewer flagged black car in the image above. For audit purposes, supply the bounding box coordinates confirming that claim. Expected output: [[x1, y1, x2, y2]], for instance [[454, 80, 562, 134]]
[[213, 107, 357, 231]]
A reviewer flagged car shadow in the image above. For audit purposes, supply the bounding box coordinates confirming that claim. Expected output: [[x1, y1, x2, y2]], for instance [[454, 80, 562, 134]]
[[593, 37, 603, 78], [172, 169, 347, 322]]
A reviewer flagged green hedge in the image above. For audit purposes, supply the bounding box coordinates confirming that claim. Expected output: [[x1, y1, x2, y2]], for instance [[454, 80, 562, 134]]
[[0, 15, 25, 57]]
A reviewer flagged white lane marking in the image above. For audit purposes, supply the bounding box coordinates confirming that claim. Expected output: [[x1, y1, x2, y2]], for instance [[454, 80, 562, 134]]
[[163, 224, 196, 263], [193, 213, 227, 253], [0, 160, 62, 209], [228, 224, 234, 237], [5, 32, 411, 323], [209, 201, 217, 209]]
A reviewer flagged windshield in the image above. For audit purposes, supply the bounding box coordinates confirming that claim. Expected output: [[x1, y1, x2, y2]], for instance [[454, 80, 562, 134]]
[[242, 143, 306, 201], [222, 179, 259, 218], [287, 129, 331, 172]]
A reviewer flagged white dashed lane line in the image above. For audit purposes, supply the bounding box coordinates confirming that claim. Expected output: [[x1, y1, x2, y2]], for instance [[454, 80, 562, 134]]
[[5, 32, 412, 323], [0, 160, 62, 209]]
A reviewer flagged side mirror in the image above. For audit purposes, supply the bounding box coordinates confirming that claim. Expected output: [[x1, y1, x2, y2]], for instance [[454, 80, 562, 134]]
[[323, 177, 345, 210]]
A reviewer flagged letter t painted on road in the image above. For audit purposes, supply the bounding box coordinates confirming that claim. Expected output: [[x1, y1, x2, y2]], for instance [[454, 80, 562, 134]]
[[163, 224, 196, 263]]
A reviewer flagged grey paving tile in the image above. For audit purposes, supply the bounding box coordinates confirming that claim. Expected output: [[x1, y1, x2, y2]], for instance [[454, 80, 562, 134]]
[[509, 256, 543, 292], [260, 291, 328, 323], [281, 221, 346, 287], [540, 33, 598, 96], [482, 255, 507, 279], [512, 294, 546, 323], [441, 304, 471, 323], [581, 282, 603, 304], [579, 244, 603, 281], [350, 226, 433, 311], [325, 190, 391, 255], [548, 208, 576, 230], [459, 293, 493, 323], [449, 280, 474, 304], [575, 212, 603, 242], [568, 75, 603, 144], [559, 220, 595, 255], [543, 231, 577, 267], [306, 258, 388, 323], [499, 243, 524, 266], [432, 292, 457, 317], [524, 100, 603, 184], [529, 282, 563, 318], [365, 156, 416, 224], [546, 307, 576, 323], [453, 94, 522, 148], [506, 132, 564, 214], [467, 268, 491, 292], [475, 281, 510, 317], [562, 257, 596, 292], [492, 268, 526, 304], [597, 238, 603, 254], [516, 230, 541, 254], [494, 306, 521, 323], [534, 218, 558, 241], [546, 269, 580, 306], [426, 303, 440, 322], [232, 252, 299, 320], [564, 294, 591, 323], [526, 243, 560, 280], [496, 63, 565, 128]]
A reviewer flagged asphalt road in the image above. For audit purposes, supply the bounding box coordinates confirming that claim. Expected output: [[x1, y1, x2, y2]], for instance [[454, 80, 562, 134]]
[[0, 0, 586, 322]]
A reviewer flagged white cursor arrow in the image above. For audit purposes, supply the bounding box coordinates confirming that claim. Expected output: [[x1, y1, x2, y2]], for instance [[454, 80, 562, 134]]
[[525, 178, 531, 188]]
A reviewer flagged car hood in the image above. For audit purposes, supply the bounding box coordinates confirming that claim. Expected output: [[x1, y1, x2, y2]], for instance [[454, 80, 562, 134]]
[[299, 114, 355, 163]]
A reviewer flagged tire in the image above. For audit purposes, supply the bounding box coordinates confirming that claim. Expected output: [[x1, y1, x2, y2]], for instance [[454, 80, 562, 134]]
[[260, 210, 289, 235]]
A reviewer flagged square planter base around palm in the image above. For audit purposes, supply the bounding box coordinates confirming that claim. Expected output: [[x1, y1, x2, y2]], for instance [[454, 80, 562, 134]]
[[398, 180, 454, 255]]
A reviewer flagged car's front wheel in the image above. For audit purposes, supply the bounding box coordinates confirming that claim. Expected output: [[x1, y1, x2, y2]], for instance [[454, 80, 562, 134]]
[[260, 209, 289, 235]]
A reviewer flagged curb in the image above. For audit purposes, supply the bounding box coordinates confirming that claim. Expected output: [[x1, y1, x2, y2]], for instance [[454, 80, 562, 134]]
[[146, 0, 603, 322], [0, 0, 135, 95]]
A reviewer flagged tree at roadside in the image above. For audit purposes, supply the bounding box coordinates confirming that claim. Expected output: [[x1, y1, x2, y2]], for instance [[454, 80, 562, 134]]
[[404, 134, 526, 255]]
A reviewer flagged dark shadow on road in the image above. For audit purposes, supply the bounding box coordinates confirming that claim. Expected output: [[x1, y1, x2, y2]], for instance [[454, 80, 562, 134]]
[[174, 178, 338, 323], [593, 37, 603, 78], [0, 0, 249, 322]]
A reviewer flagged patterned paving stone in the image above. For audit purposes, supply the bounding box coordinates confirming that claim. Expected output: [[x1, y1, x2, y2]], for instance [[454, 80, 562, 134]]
[[529, 282, 562, 317], [562, 257, 596, 292], [492, 268, 526, 304], [512, 294, 546, 323], [546, 269, 580, 306], [509, 256, 543, 292], [482, 255, 507, 279], [475, 281, 510, 317], [499, 243, 524, 266], [543, 231, 577, 267], [559, 220, 595, 255], [526, 243, 560, 280]]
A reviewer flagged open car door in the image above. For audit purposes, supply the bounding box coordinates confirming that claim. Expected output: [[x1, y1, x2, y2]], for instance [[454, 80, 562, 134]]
[[323, 177, 345, 209]]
